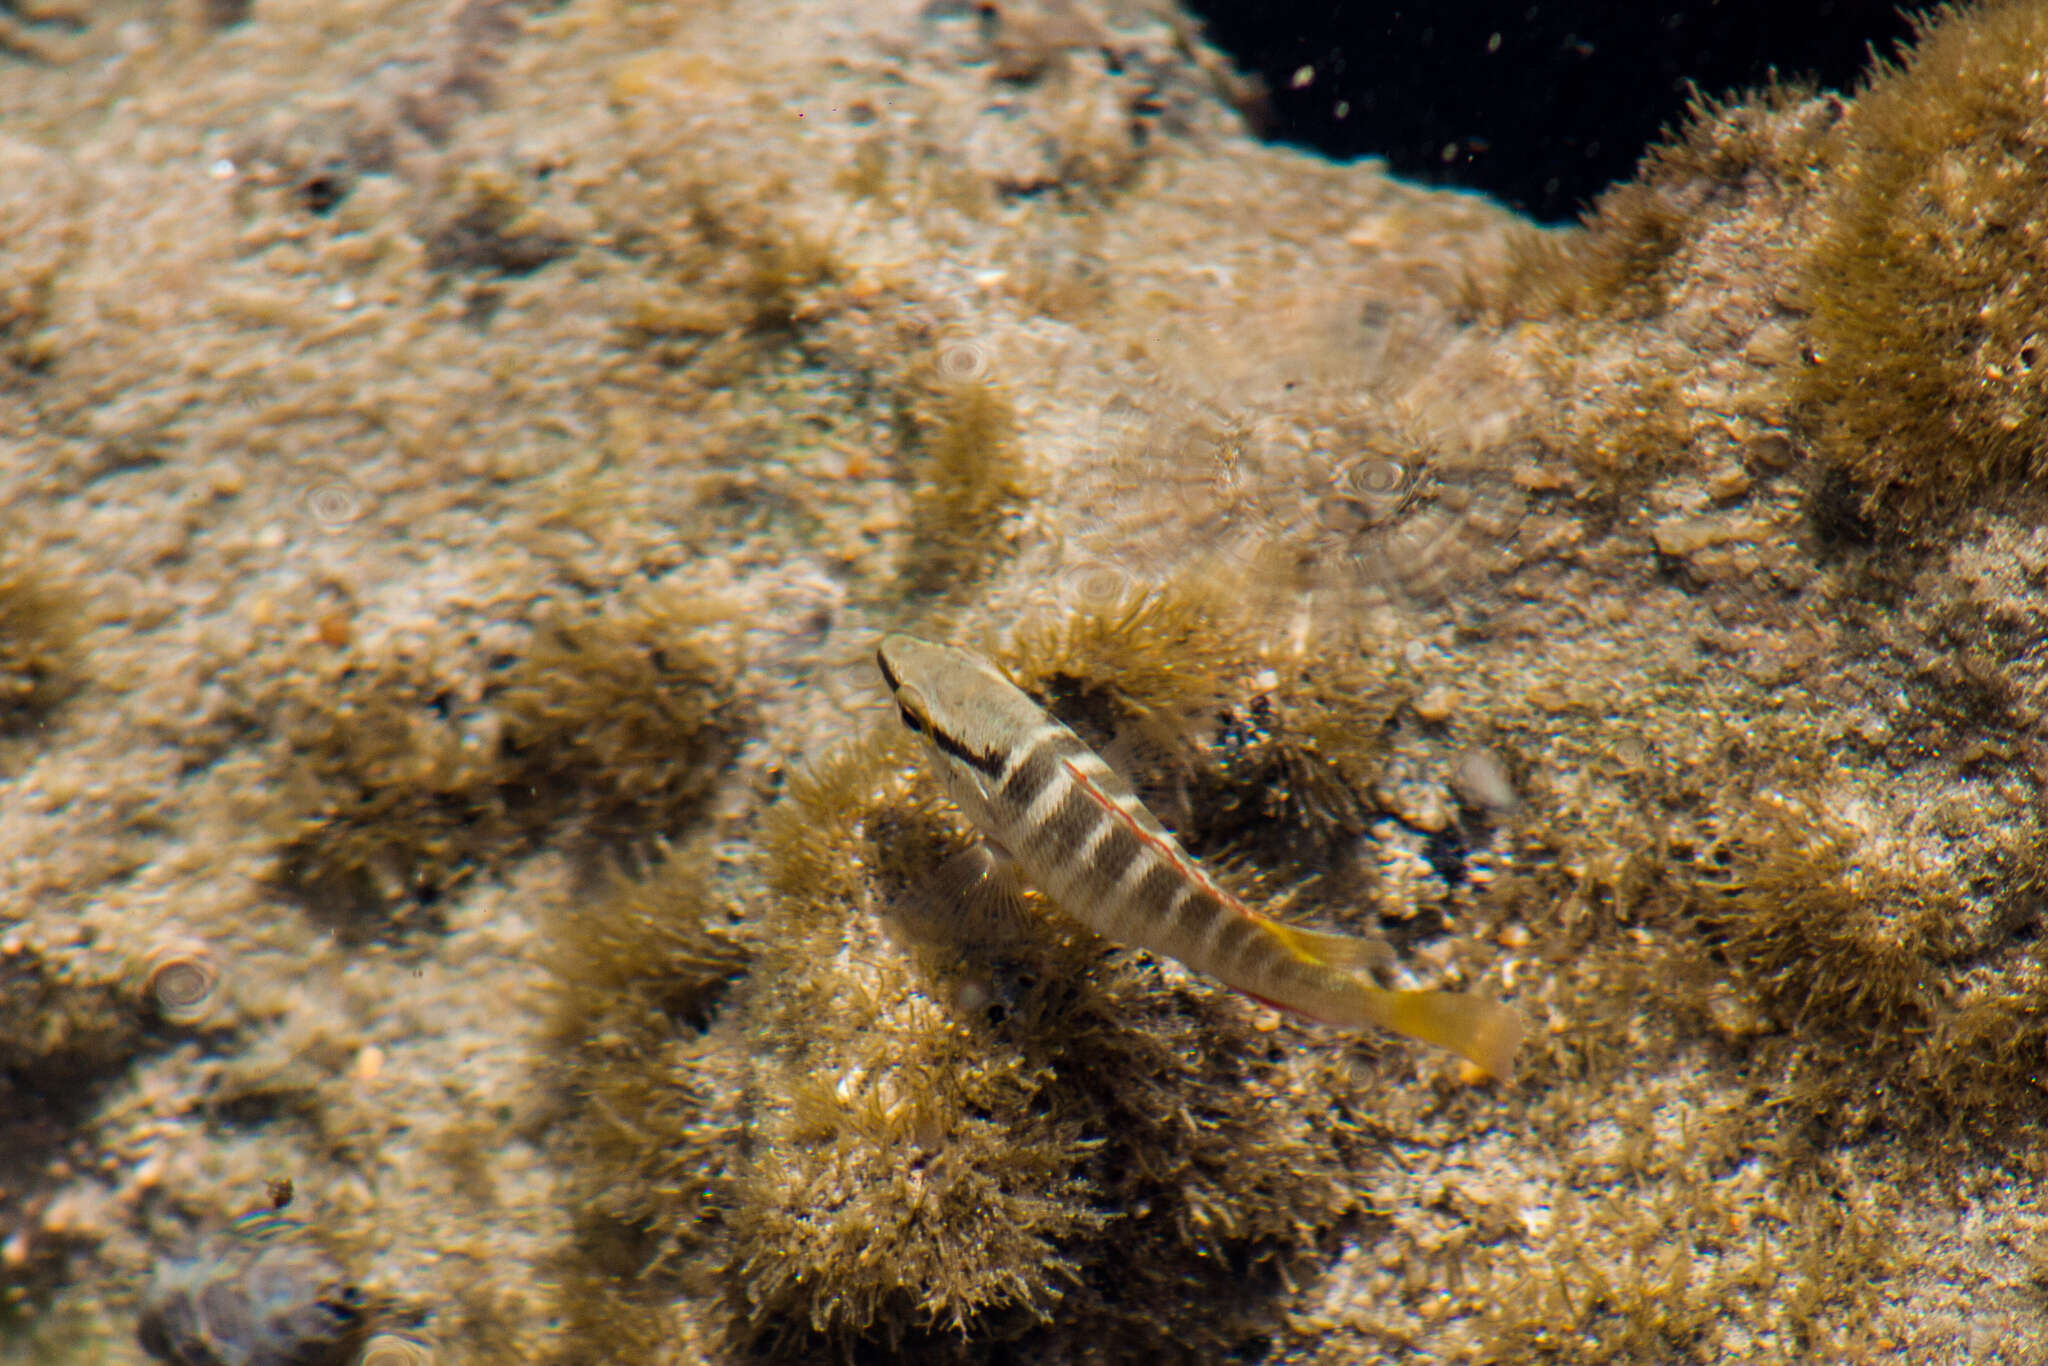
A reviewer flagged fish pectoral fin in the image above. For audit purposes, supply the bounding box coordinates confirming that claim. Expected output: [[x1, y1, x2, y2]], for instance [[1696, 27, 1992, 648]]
[[918, 842, 1034, 945], [1269, 922, 1395, 976], [1382, 988, 1525, 1083]]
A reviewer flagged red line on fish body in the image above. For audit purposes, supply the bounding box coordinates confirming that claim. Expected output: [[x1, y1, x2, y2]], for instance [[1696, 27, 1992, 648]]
[[1057, 755, 1243, 913], [1050, 750, 1320, 1005]]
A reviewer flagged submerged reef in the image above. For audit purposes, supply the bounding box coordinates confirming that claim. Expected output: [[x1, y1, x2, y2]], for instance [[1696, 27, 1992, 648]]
[[4, 0, 2048, 1362]]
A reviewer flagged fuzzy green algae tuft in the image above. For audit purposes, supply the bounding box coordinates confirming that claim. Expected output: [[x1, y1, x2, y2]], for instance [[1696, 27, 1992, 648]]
[[900, 346, 1030, 600], [1797, 0, 2048, 519], [269, 649, 510, 936], [0, 547, 81, 737], [1490, 80, 1834, 326], [271, 586, 748, 935], [545, 840, 752, 1360], [494, 586, 750, 856], [736, 727, 1369, 1359], [1691, 776, 2048, 1143]]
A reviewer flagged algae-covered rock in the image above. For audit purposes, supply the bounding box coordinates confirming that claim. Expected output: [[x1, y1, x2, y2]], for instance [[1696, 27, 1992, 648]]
[[1798, 0, 2048, 518], [4, 0, 2048, 1362]]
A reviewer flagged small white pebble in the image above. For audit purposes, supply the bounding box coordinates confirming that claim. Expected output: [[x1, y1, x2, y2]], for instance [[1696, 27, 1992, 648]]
[[128, 1153, 168, 1196], [954, 979, 991, 1015], [204, 462, 245, 497], [1706, 465, 1752, 501], [1410, 799, 1450, 834], [1412, 686, 1455, 723], [1453, 748, 1519, 815], [40, 1190, 98, 1238]]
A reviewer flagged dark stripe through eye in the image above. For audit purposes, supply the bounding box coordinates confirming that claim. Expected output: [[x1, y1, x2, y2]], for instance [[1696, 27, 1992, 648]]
[[930, 724, 1006, 778], [898, 706, 926, 734], [876, 647, 902, 692]]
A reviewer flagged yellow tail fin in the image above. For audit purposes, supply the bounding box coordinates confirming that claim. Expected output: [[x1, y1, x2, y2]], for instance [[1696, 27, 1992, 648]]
[[1258, 919, 1523, 1080], [1382, 988, 1524, 1082]]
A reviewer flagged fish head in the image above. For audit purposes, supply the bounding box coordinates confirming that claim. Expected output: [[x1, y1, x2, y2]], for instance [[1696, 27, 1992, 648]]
[[875, 633, 944, 736], [875, 634, 1027, 821]]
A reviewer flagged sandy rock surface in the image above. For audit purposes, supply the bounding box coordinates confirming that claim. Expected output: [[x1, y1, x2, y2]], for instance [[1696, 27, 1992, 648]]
[[2, 0, 2045, 1362]]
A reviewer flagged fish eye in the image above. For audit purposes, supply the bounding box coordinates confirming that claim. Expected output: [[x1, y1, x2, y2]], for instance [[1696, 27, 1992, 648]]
[[892, 681, 933, 735]]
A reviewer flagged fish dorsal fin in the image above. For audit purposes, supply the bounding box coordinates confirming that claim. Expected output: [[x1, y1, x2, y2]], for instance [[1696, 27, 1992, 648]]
[[1269, 921, 1394, 976], [1094, 718, 1188, 818]]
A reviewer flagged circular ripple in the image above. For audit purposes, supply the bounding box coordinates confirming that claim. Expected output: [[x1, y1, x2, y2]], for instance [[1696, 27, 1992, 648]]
[[360, 1332, 438, 1366], [143, 941, 220, 1027], [1057, 557, 1138, 612], [933, 336, 994, 386], [303, 481, 367, 527], [137, 1227, 365, 1366], [1316, 454, 1417, 534], [1069, 381, 1531, 625]]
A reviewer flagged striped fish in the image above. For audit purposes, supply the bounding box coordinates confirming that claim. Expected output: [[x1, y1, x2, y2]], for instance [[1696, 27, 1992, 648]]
[[875, 633, 1523, 1080]]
